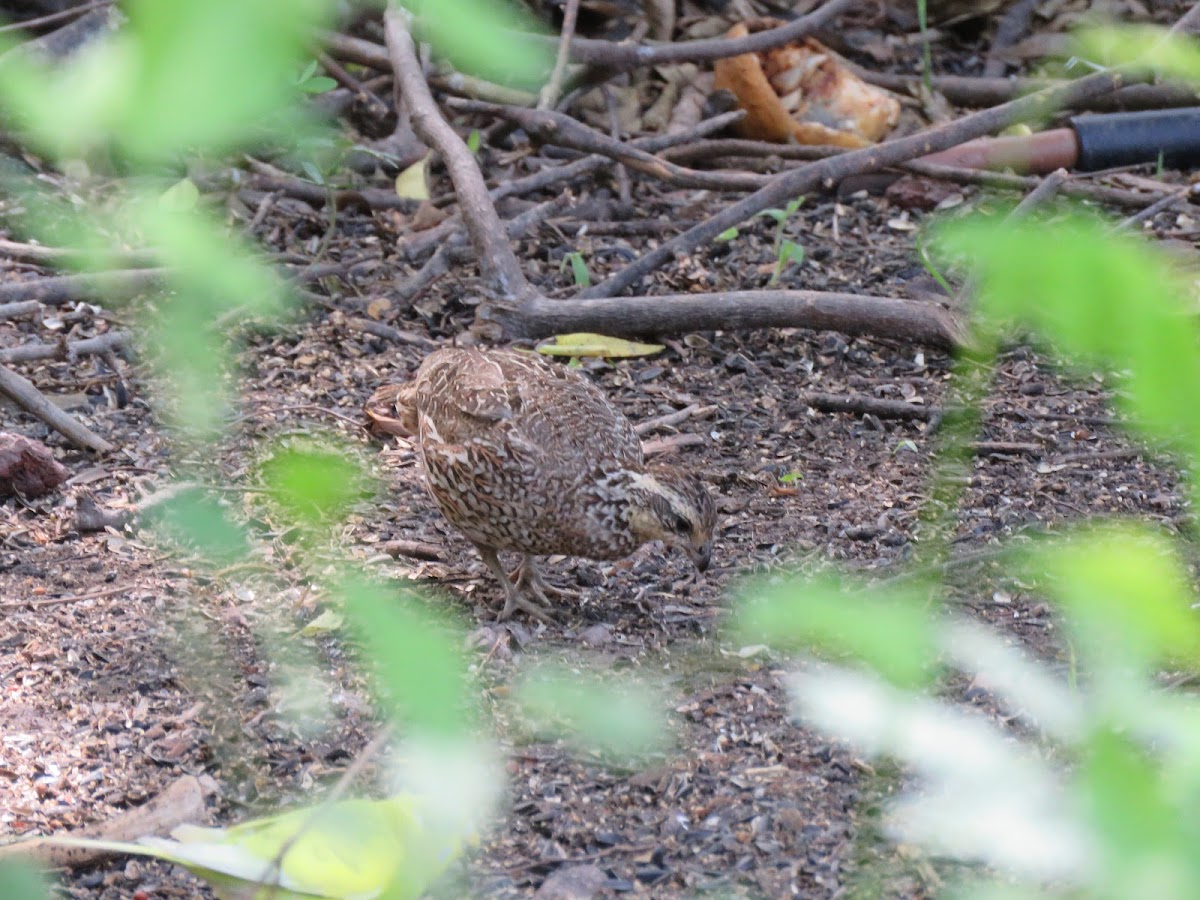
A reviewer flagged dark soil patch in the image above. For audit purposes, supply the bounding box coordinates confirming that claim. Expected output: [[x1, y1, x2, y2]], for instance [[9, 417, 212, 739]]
[[1, 3, 1195, 897]]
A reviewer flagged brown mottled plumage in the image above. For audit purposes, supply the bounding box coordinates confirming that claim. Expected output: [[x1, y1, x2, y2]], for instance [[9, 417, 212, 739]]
[[385, 348, 717, 621]]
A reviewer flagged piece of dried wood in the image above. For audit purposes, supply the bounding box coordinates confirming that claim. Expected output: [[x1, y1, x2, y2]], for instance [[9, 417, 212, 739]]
[[0, 431, 69, 497], [0, 774, 217, 869]]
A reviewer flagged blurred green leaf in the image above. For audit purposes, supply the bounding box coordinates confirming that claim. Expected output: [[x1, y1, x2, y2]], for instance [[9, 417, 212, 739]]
[[261, 442, 372, 529], [403, 0, 552, 89], [1079, 729, 1199, 897], [340, 576, 473, 737], [559, 251, 591, 288], [716, 227, 739, 242], [0, 0, 333, 161], [778, 239, 805, 267], [159, 177, 200, 212], [733, 575, 936, 687], [516, 663, 667, 758], [143, 486, 250, 565], [136, 198, 289, 320], [299, 75, 338, 94], [1025, 524, 1200, 667], [1073, 24, 1200, 82], [933, 208, 1200, 459], [0, 861, 50, 900]]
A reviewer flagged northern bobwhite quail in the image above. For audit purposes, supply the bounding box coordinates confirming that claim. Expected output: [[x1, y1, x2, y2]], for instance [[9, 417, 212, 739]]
[[383, 347, 717, 621]]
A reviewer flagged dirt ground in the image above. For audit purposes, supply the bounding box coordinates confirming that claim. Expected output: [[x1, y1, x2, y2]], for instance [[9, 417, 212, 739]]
[[0, 3, 1195, 899]]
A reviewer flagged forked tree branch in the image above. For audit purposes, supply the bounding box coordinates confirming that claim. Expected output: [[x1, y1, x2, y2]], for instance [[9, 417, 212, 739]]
[[382, 4, 968, 350]]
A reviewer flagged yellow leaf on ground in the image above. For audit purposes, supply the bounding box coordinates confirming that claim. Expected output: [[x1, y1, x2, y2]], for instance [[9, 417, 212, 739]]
[[537, 333, 665, 358], [394, 154, 430, 200]]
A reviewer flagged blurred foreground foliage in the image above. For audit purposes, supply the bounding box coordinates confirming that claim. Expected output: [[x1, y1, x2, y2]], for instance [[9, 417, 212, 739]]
[[732, 23, 1200, 900], [2, 1, 1199, 898]]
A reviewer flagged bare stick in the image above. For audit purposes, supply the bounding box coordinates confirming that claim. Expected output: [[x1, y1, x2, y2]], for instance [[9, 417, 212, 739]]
[[900, 159, 1171, 209], [1114, 183, 1199, 231], [0, 364, 112, 452], [447, 99, 766, 192], [539, 0, 581, 110], [585, 67, 1141, 300], [1010, 168, 1070, 217], [325, 0, 853, 81], [477, 290, 966, 348], [860, 70, 1199, 111], [0, 331, 129, 364], [0, 300, 42, 320], [0, 238, 157, 267], [634, 403, 717, 436], [983, 0, 1040, 78], [385, 7, 532, 304], [643, 433, 705, 456], [0, 268, 164, 306], [395, 110, 743, 263], [802, 392, 937, 422], [397, 195, 573, 302]]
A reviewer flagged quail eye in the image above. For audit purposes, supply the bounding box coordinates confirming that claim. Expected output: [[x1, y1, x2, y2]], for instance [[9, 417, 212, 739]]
[[670, 513, 691, 534]]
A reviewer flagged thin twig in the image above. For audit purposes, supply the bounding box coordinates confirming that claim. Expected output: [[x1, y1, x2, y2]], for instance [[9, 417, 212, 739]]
[[0, 363, 112, 452], [0, 269, 164, 306], [0, 0, 112, 34], [538, 0, 581, 110], [634, 403, 717, 436], [1113, 183, 1199, 232], [323, 0, 853, 79], [385, 7, 530, 302], [1, 583, 131, 610], [586, 67, 1144, 299], [0, 331, 130, 365]]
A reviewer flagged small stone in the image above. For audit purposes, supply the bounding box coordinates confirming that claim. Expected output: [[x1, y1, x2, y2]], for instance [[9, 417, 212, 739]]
[[534, 864, 608, 900]]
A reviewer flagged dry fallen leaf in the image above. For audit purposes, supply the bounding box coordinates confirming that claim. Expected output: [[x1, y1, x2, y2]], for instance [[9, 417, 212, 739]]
[[394, 153, 430, 200], [536, 333, 666, 358], [713, 22, 899, 147]]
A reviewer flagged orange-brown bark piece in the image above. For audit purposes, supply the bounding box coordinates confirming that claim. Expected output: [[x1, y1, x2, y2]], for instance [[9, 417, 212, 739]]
[[713, 21, 899, 148], [0, 431, 69, 498]]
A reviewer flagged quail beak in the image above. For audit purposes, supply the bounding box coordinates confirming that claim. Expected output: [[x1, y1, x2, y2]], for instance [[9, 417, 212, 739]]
[[689, 541, 712, 573]]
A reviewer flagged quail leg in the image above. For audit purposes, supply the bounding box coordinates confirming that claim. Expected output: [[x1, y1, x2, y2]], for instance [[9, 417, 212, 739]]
[[511, 555, 573, 602], [474, 545, 555, 623]]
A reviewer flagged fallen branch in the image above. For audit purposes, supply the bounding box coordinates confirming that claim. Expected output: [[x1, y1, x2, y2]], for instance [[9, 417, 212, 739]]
[[0, 775, 216, 869], [0, 363, 112, 452], [538, 0, 580, 110], [0, 330, 130, 364], [0, 268, 164, 306], [346, 317, 436, 348], [585, 67, 1144, 299], [801, 392, 937, 422], [478, 290, 966, 348], [634, 403, 717, 436], [384, 8, 970, 350], [450, 99, 766, 192], [329, 0, 853, 82], [380, 539, 446, 561], [860, 71, 1199, 112], [664, 140, 1173, 209], [0, 300, 42, 320], [395, 110, 742, 263], [0, 237, 157, 268], [643, 433, 706, 457]]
